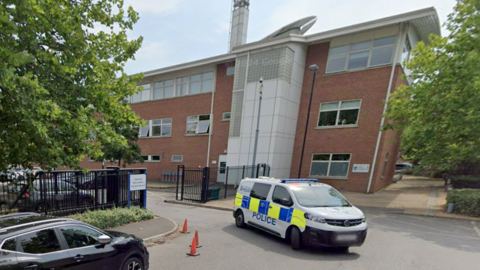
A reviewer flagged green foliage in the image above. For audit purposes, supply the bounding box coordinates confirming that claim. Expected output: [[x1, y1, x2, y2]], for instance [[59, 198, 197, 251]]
[[385, 0, 480, 171], [68, 207, 155, 230], [95, 125, 144, 168], [447, 189, 480, 217], [449, 175, 480, 189], [0, 0, 144, 173]]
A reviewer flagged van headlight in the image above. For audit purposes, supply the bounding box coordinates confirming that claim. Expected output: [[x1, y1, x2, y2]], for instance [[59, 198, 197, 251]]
[[361, 217, 366, 223], [304, 213, 326, 223]]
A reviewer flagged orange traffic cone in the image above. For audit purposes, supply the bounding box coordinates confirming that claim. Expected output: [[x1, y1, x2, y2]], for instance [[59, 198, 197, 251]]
[[187, 237, 200, 256], [180, 219, 189, 234], [190, 230, 202, 248]]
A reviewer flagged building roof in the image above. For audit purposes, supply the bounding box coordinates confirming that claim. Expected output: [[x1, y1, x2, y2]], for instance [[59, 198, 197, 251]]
[[140, 7, 440, 78]]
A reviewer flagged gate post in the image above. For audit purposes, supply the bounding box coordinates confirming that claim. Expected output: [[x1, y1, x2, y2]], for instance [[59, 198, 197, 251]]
[[201, 167, 210, 203], [224, 167, 229, 199]]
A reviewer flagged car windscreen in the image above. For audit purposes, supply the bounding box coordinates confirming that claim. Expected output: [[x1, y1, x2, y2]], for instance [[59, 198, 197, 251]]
[[290, 185, 351, 207]]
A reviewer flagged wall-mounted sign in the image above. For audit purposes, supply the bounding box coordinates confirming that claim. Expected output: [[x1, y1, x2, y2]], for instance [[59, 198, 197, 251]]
[[130, 174, 147, 191], [212, 160, 217, 164], [352, 164, 370, 173]]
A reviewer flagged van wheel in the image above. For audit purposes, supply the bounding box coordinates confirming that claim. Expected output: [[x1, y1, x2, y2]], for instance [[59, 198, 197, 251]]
[[291, 227, 302, 250], [235, 210, 246, 228]]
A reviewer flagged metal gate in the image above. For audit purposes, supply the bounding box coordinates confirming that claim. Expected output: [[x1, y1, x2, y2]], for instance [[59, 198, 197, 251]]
[[176, 166, 210, 203]]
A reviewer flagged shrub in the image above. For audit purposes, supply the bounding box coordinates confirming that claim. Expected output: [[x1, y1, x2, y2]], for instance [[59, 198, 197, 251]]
[[68, 207, 155, 230], [447, 189, 480, 217], [449, 175, 480, 189]]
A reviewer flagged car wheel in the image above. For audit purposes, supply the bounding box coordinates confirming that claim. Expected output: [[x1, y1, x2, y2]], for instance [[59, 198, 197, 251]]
[[122, 257, 143, 270], [82, 197, 93, 208], [235, 210, 246, 228], [290, 227, 302, 250], [36, 202, 49, 213]]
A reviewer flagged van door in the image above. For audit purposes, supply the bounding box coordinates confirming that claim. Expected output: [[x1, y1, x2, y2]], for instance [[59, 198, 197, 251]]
[[247, 183, 278, 235], [269, 185, 295, 238]]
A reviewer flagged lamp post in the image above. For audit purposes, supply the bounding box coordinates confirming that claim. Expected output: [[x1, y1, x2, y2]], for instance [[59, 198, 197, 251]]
[[298, 64, 319, 178], [252, 77, 264, 177]]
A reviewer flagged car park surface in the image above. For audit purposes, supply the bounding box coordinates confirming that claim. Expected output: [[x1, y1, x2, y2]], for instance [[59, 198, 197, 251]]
[[0, 213, 149, 270]]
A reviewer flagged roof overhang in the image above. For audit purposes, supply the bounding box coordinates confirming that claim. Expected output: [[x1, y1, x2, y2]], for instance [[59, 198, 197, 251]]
[[139, 7, 440, 77]]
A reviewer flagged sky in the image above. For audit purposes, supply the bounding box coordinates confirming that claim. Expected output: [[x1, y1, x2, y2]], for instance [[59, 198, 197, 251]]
[[121, 0, 457, 75]]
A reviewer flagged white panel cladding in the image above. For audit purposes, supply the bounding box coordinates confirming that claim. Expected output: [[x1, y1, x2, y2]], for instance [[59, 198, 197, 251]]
[[225, 43, 308, 178]]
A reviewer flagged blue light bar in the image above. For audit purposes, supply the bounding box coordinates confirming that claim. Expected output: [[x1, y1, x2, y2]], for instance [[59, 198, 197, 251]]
[[281, 179, 318, 183]]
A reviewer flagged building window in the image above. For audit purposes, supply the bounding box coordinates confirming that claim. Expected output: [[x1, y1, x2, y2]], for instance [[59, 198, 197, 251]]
[[153, 79, 174, 100], [176, 76, 188, 97], [186, 114, 210, 135], [172, 155, 183, 162], [132, 84, 151, 103], [310, 154, 351, 177], [226, 66, 235, 76], [326, 36, 396, 73], [318, 100, 361, 127], [151, 118, 172, 137], [189, 71, 214, 94], [141, 155, 161, 162], [139, 120, 151, 137], [222, 112, 231, 121]]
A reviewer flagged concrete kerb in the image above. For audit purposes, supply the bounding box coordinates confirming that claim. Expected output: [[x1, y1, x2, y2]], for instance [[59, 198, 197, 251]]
[[164, 200, 233, 212], [142, 216, 179, 244]]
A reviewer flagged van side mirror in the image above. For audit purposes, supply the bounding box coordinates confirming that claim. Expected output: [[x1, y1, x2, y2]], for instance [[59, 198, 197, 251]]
[[274, 197, 293, 207]]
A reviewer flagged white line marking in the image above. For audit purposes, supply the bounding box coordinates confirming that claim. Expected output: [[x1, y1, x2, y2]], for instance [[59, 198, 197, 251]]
[[147, 191, 166, 201], [472, 221, 480, 240]]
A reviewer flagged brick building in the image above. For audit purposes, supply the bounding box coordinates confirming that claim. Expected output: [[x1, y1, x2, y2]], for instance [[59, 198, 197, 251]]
[[80, 2, 440, 193]]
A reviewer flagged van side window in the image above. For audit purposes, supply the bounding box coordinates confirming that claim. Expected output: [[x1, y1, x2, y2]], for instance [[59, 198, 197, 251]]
[[272, 186, 293, 207], [250, 183, 271, 200]]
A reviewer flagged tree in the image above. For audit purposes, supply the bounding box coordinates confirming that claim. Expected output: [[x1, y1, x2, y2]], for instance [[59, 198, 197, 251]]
[[0, 0, 144, 172], [96, 125, 144, 168], [385, 0, 480, 171]]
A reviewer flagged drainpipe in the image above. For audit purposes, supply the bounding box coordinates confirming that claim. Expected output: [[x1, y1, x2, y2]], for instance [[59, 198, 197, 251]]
[[206, 66, 217, 168], [366, 22, 407, 193]]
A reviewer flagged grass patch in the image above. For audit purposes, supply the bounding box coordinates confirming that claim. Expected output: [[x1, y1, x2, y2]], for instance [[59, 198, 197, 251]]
[[67, 207, 155, 230]]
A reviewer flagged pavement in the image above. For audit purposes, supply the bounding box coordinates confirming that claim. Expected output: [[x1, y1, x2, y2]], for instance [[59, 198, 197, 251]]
[[111, 175, 480, 243]]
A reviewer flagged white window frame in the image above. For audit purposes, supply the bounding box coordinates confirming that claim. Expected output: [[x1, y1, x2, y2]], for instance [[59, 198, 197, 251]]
[[176, 76, 188, 97], [189, 71, 214, 94], [151, 118, 172, 137], [310, 153, 351, 178], [186, 114, 210, 135], [131, 84, 151, 103], [153, 79, 174, 100], [326, 36, 396, 73], [226, 66, 235, 76], [317, 99, 361, 128], [140, 155, 161, 162], [139, 120, 151, 138], [222, 112, 231, 121], [171, 155, 183, 162]]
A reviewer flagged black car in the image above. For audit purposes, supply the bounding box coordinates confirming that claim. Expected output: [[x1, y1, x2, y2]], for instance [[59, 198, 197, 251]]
[[0, 213, 149, 270]]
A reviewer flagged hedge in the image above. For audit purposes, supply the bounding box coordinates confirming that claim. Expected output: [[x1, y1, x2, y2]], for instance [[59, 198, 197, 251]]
[[67, 207, 155, 230], [446, 189, 480, 217], [449, 175, 480, 189]]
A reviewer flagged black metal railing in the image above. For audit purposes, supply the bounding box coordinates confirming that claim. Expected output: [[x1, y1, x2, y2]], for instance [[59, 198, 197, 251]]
[[175, 164, 270, 203], [0, 168, 146, 216]]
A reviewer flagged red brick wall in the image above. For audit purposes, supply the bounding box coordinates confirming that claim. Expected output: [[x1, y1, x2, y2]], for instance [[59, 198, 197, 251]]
[[290, 42, 404, 193], [77, 62, 235, 180]]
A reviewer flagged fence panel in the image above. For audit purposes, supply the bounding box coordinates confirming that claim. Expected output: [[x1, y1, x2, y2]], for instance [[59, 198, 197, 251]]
[[0, 168, 146, 216]]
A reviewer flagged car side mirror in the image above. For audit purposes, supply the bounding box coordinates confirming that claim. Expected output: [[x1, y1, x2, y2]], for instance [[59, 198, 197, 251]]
[[97, 235, 111, 245]]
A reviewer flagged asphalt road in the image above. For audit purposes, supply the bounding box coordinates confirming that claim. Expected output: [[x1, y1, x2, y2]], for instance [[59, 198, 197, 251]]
[[146, 191, 480, 270]]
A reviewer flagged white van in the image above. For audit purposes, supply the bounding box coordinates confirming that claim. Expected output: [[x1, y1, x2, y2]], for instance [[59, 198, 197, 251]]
[[233, 178, 367, 251]]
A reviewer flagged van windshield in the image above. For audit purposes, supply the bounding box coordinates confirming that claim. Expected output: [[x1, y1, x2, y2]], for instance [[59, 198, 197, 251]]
[[290, 185, 351, 207]]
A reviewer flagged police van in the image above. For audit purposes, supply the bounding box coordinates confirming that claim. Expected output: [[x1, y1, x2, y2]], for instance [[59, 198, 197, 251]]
[[233, 178, 367, 250]]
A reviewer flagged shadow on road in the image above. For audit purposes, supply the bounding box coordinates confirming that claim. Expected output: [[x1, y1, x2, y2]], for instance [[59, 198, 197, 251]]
[[222, 224, 361, 261]]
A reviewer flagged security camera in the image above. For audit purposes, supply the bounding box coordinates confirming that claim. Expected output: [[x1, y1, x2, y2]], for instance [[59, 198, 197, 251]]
[[259, 77, 263, 84]]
